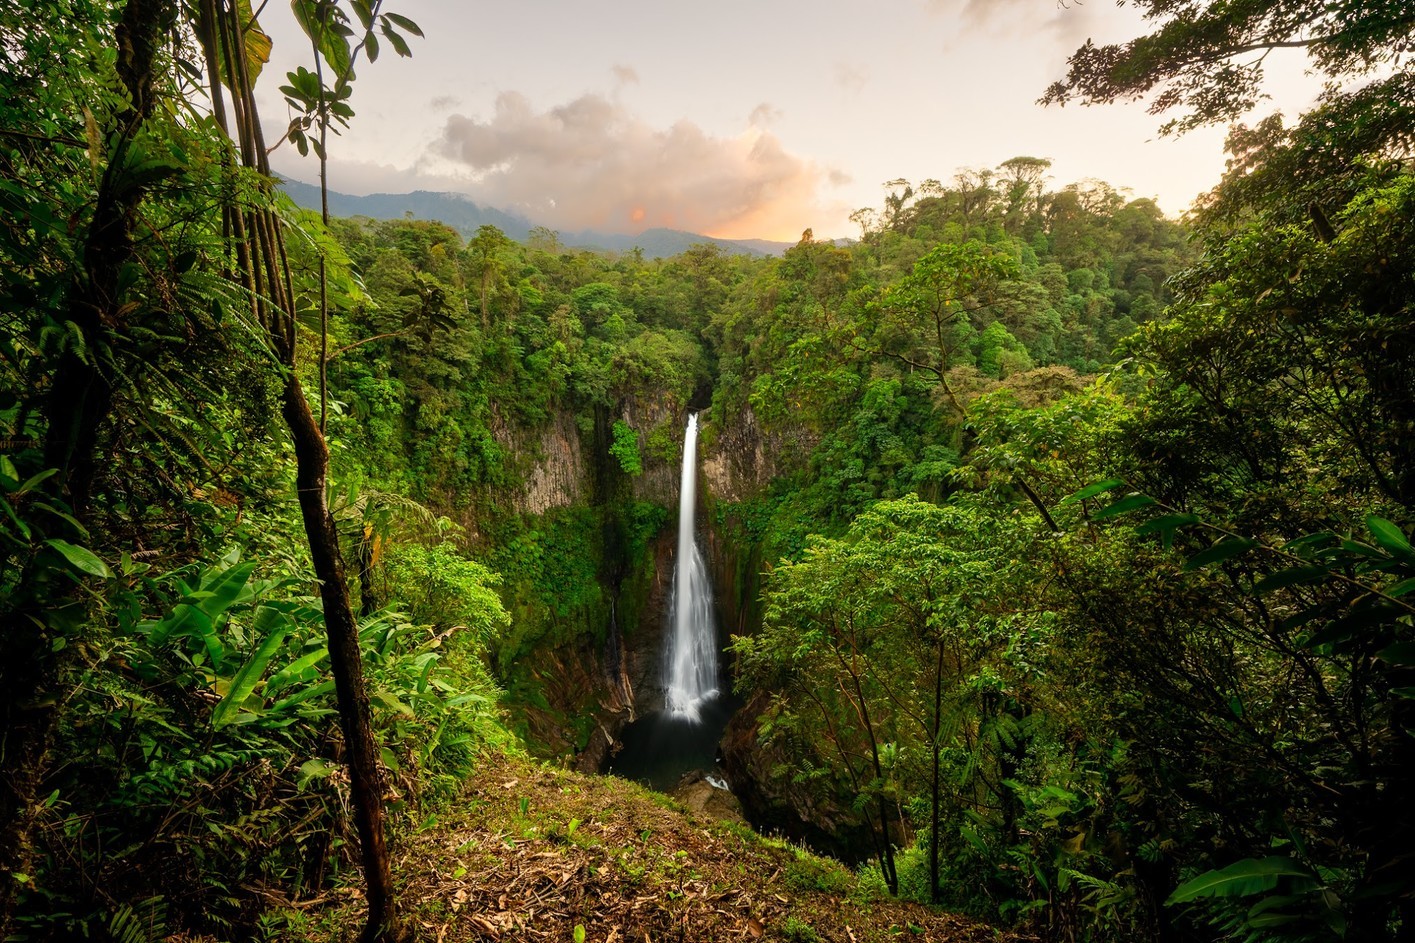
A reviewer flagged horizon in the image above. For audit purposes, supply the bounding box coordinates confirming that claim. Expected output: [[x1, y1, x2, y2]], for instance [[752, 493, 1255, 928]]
[[256, 1, 1327, 242]]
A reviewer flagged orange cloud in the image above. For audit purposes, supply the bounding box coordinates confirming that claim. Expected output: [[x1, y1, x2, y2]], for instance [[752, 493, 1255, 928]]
[[431, 91, 837, 240]]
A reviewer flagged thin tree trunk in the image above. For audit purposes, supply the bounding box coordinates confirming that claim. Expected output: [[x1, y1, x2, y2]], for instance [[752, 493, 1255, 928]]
[[804, 686, 889, 881], [929, 638, 945, 905], [845, 664, 898, 894], [356, 524, 379, 618], [196, 3, 400, 937], [282, 372, 397, 942]]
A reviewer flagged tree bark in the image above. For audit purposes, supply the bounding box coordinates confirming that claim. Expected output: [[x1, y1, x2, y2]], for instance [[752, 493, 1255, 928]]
[[195, 1, 401, 935], [281, 372, 398, 942], [929, 639, 945, 905]]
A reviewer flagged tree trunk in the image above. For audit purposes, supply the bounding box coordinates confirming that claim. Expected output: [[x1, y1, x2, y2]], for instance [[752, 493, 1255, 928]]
[[194, 1, 402, 933], [929, 639, 945, 905], [282, 372, 399, 942], [356, 524, 379, 618], [850, 670, 897, 894]]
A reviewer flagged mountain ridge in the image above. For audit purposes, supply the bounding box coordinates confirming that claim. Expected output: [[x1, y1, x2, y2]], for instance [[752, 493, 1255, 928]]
[[278, 178, 811, 259]]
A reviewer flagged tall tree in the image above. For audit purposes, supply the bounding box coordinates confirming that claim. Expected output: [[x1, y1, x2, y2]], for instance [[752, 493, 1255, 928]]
[[193, 2, 423, 938], [873, 242, 1018, 415], [1042, 0, 1415, 135]]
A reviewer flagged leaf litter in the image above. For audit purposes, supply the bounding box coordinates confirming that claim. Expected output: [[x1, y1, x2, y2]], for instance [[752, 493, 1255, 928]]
[[278, 752, 1023, 942]]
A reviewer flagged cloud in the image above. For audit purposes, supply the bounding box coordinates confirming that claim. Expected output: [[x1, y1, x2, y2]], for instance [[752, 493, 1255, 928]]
[[429, 95, 459, 112], [748, 102, 782, 127], [927, 0, 1106, 47], [611, 64, 639, 86], [834, 62, 869, 94], [429, 91, 832, 239]]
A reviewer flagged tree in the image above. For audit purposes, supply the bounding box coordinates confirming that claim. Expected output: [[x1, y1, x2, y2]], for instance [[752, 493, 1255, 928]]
[[194, 2, 423, 938], [1042, 0, 1415, 135], [467, 224, 513, 330], [997, 156, 1051, 236], [873, 242, 1018, 415]]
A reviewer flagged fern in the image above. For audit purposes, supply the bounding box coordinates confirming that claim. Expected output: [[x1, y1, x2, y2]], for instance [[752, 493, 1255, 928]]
[[106, 896, 167, 943]]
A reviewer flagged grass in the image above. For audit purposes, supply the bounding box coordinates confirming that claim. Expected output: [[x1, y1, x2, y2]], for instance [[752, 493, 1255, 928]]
[[270, 751, 1015, 942]]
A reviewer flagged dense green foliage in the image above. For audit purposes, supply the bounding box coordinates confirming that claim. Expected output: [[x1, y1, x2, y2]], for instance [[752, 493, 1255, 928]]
[[725, 120, 1415, 943], [4, 0, 1411, 940]]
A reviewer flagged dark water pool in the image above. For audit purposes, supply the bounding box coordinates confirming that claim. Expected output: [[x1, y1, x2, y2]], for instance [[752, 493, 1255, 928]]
[[602, 692, 740, 792]]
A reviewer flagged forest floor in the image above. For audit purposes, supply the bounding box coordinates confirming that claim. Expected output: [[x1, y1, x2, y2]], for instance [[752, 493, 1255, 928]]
[[274, 751, 1018, 943]]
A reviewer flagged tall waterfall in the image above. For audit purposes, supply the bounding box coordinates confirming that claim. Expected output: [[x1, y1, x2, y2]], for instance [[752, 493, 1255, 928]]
[[663, 413, 719, 721]]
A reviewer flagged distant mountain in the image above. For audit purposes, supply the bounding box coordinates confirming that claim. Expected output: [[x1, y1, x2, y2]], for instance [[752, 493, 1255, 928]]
[[278, 179, 801, 259], [554, 227, 795, 259], [279, 179, 537, 242]]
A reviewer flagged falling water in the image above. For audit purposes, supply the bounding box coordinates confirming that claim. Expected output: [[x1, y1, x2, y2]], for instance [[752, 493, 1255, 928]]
[[663, 413, 719, 721]]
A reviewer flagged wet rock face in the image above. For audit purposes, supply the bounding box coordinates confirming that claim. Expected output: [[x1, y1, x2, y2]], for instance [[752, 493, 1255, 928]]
[[490, 409, 588, 515], [572, 528, 678, 773], [701, 407, 817, 504], [701, 407, 773, 504], [491, 399, 687, 516], [672, 770, 747, 825], [623, 399, 679, 508]]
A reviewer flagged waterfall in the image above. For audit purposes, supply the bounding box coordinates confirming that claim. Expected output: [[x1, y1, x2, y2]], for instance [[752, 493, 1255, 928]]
[[663, 413, 719, 721]]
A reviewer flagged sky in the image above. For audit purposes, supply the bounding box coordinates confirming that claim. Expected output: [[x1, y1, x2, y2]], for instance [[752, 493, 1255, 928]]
[[256, 0, 1328, 242]]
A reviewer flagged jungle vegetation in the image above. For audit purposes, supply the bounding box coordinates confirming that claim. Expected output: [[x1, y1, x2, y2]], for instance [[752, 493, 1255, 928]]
[[1, 0, 1411, 941]]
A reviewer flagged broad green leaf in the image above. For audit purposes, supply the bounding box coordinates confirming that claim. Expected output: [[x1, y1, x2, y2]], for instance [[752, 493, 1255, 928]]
[[1167, 857, 1312, 905], [372, 689, 414, 716], [1183, 537, 1256, 571], [16, 468, 59, 494], [213, 0, 271, 90], [298, 758, 337, 787], [33, 501, 85, 534], [0, 497, 30, 540], [292, 0, 352, 77], [266, 647, 329, 693], [212, 607, 288, 728], [1338, 539, 1390, 561], [1283, 531, 1339, 558], [1246, 894, 1303, 928], [1135, 512, 1201, 549], [1367, 516, 1413, 558], [349, 0, 374, 30], [1093, 493, 1158, 520], [1386, 577, 1415, 597], [1253, 565, 1328, 594], [1376, 642, 1415, 667], [270, 679, 336, 713], [241, 1, 273, 83], [45, 539, 113, 578], [1135, 512, 1201, 536], [1064, 478, 1125, 503], [380, 21, 411, 58], [150, 560, 257, 645], [383, 12, 423, 37]]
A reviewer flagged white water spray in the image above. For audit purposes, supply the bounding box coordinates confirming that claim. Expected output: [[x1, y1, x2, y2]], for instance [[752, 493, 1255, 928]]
[[663, 413, 719, 721]]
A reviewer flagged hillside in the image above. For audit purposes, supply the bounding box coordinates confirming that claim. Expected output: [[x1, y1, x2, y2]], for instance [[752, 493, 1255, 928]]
[[278, 179, 801, 258], [275, 753, 1011, 943]]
